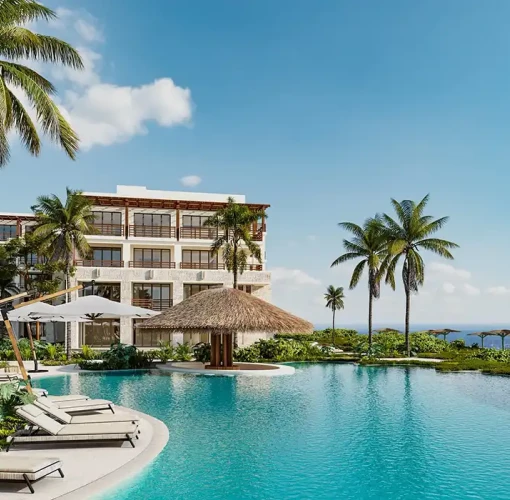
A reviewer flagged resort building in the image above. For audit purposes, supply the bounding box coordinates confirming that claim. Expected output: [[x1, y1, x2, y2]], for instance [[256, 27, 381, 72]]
[[0, 185, 271, 349]]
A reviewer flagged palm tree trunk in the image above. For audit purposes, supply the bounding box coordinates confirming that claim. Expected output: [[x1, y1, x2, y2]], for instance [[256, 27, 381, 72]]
[[368, 289, 373, 347], [405, 289, 411, 357], [332, 309, 335, 345]]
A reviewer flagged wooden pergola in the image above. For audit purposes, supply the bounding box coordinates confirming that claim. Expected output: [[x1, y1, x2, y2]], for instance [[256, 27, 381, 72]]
[[137, 287, 313, 370], [427, 328, 461, 341], [487, 330, 510, 350]]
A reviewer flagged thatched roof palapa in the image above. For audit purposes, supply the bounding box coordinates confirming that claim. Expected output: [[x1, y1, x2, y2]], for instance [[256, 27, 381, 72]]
[[137, 287, 313, 334]]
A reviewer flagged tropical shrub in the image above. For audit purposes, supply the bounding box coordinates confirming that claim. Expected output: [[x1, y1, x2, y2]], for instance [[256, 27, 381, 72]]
[[410, 332, 448, 354], [0, 416, 25, 450], [0, 382, 35, 418], [79, 343, 153, 370], [155, 342, 174, 363], [235, 339, 324, 362], [174, 343, 193, 362], [234, 344, 261, 362], [80, 345, 97, 360], [450, 339, 466, 349], [193, 343, 211, 363]]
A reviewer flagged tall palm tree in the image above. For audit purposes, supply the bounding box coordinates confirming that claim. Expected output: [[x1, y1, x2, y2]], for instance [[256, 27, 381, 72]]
[[380, 195, 458, 356], [0, 244, 19, 297], [204, 197, 267, 347], [32, 188, 95, 358], [0, 0, 83, 166], [324, 286, 345, 344], [331, 220, 386, 346]]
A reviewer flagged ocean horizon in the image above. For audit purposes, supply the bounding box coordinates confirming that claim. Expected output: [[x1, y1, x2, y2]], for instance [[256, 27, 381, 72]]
[[313, 323, 510, 349]]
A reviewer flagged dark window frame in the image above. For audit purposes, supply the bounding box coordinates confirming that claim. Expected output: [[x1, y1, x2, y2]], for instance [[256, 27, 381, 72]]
[[183, 283, 222, 300], [133, 213, 171, 227], [133, 248, 171, 263]]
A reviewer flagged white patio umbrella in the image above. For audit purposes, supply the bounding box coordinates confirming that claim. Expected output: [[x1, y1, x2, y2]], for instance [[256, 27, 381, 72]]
[[7, 302, 59, 322], [34, 295, 160, 320]]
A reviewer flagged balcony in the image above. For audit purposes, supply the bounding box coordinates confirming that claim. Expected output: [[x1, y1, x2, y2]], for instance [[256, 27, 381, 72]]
[[179, 227, 263, 241], [128, 261, 176, 269], [180, 262, 225, 270], [75, 260, 124, 268], [90, 224, 124, 237], [132, 298, 173, 311], [129, 226, 176, 238]]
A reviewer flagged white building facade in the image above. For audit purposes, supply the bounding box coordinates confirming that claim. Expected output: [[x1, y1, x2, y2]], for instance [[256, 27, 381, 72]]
[[0, 185, 271, 349]]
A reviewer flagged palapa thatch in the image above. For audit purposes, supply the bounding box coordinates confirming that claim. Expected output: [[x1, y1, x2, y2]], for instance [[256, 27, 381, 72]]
[[136, 287, 313, 335]]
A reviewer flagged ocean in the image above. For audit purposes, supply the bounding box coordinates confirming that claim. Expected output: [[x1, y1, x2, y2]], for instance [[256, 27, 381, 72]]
[[313, 323, 510, 349]]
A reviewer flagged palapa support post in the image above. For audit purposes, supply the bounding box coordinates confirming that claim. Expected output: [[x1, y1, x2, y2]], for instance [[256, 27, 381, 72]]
[[210, 334, 221, 368], [0, 308, 32, 394]]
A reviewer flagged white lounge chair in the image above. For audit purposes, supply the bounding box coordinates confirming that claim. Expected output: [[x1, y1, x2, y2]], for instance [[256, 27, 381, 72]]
[[52, 398, 116, 413], [0, 456, 63, 494], [34, 398, 140, 425], [7, 405, 138, 451]]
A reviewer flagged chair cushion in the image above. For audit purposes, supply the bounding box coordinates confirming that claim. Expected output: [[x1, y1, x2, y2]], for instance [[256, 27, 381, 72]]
[[35, 398, 72, 424], [0, 456, 61, 473], [57, 421, 137, 436]]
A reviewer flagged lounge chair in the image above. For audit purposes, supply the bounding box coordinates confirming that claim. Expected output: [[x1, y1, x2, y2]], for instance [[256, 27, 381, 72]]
[[7, 405, 138, 451], [45, 394, 90, 402], [0, 456, 63, 494], [0, 373, 21, 382], [52, 398, 116, 414], [34, 398, 140, 425]]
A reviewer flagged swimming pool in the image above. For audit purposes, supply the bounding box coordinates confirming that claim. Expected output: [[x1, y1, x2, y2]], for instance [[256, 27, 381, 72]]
[[36, 364, 510, 499]]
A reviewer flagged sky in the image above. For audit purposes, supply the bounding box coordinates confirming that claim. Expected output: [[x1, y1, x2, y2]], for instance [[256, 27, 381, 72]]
[[2, 0, 510, 328]]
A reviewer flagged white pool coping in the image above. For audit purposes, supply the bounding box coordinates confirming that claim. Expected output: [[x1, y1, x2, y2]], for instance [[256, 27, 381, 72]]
[[157, 361, 295, 376], [0, 366, 170, 500]]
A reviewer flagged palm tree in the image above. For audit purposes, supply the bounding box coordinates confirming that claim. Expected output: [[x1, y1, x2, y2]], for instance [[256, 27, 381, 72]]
[[204, 197, 267, 347], [324, 286, 345, 344], [331, 220, 386, 346], [0, 244, 19, 297], [0, 1, 83, 166], [32, 188, 95, 358], [380, 195, 458, 356]]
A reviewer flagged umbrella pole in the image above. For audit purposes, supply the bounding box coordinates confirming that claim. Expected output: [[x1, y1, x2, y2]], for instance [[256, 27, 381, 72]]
[[25, 323, 39, 372], [0, 310, 32, 394]]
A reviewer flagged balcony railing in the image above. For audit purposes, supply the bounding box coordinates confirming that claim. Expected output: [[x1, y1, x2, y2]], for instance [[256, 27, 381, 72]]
[[129, 226, 176, 238], [246, 264, 263, 271], [89, 224, 124, 236], [179, 227, 264, 241], [180, 262, 225, 270], [128, 261, 176, 269], [132, 298, 173, 311], [75, 260, 124, 268]]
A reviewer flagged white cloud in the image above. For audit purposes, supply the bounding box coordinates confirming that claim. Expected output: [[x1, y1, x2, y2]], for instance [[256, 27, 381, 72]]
[[442, 282, 455, 294], [487, 286, 510, 296], [463, 284, 481, 296], [74, 19, 103, 42], [430, 262, 471, 280], [180, 175, 202, 187], [60, 78, 192, 149], [52, 46, 102, 87], [271, 267, 321, 286]]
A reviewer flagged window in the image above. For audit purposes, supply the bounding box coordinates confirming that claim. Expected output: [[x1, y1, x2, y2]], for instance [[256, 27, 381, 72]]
[[183, 284, 222, 300], [21, 253, 44, 266], [133, 284, 172, 311], [133, 248, 171, 267], [92, 212, 122, 235], [81, 320, 120, 347], [133, 319, 173, 347], [182, 250, 218, 269], [237, 285, 252, 294], [80, 282, 121, 302], [134, 213, 171, 226], [92, 248, 122, 266], [182, 215, 209, 227], [0, 225, 16, 241]]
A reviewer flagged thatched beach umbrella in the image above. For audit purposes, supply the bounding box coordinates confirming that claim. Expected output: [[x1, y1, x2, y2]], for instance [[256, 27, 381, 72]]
[[427, 328, 461, 341], [487, 330, 510, 350], [137, 287, 313, 370], [467, 331, 492, 348]]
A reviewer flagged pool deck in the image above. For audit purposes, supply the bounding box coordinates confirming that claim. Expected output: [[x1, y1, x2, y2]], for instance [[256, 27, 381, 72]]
[[158, 361, 296, 376], [0, 364, 169, 500]]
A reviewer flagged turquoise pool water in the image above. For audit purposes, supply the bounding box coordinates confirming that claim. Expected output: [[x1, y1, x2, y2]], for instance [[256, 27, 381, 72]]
[[36, 364, 510, 499]]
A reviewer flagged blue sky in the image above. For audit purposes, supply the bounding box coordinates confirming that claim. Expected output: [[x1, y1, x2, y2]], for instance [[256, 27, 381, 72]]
[[3, 0, 510, 326]]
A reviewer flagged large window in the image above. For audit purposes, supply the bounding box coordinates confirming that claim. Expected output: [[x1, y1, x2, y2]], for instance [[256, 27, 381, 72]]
[[182, 215, 209, 227], [237, 285, 252, 294], [133, 283, 172, 311], [92, 211, 123, 236], [131, 248, 172, 268], [132, 213, 173, 237], [80, 282, 121, 302], [183, 283, 222, 300], [133, 319, 173, 347], [180, 215, 218, 239], [85, 248, 122, 267], [181, 250, 219, 269], [81, 320, 120, 347], [0, 224, 16, 241]]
